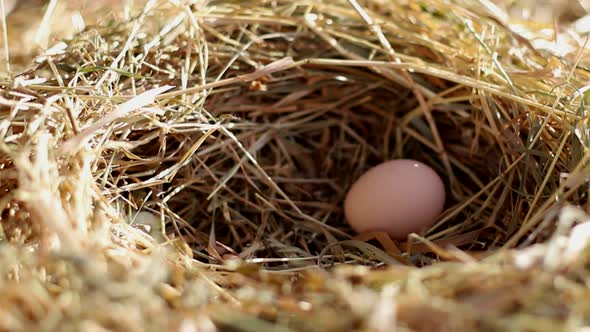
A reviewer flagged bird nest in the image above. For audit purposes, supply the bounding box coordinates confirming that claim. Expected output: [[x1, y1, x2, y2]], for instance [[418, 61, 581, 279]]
[[1, 0, 590, 331]]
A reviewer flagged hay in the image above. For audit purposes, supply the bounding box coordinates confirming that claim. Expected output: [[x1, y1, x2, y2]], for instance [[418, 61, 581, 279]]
[[1, 0, 590, 330]]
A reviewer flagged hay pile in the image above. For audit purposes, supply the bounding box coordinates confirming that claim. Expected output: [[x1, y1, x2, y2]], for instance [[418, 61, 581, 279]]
[[1, 0, 590, 331]]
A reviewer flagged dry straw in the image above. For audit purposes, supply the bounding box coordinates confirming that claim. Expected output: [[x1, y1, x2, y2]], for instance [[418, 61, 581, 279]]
[[0, 0, 590, 330]]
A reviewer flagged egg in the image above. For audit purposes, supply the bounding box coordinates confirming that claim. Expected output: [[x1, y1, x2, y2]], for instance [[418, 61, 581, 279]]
[[344, 159, 446, 240]]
